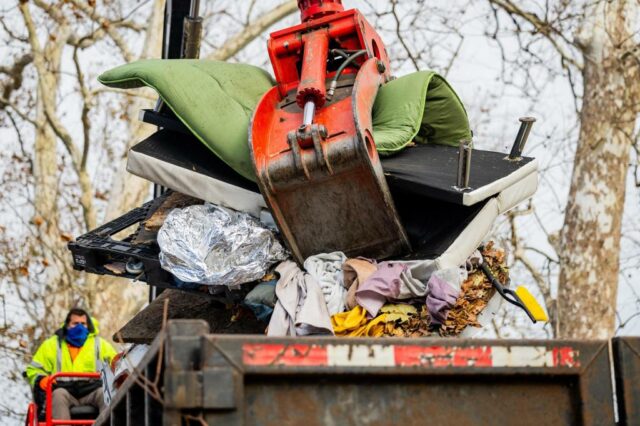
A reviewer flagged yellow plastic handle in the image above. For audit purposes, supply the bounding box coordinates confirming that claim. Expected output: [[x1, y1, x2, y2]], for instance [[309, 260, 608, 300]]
[[515, 286, 549, 322]]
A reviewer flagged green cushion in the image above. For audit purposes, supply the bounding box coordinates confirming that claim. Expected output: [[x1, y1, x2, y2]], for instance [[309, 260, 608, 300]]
[[99, 61, 470, 181], [373, 71, 471, 155], [98, 59, 275, 181]]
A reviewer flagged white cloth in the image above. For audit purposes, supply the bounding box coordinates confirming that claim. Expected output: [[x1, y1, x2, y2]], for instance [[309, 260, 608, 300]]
[[268, 261, 334, 336], [303, 252, 347, 315], [430, 267, 465, 292], [396, 259, 437, 299], [396, 259, 467, 299]]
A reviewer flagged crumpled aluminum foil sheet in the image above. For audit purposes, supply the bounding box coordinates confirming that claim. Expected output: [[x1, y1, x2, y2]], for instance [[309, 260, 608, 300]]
[[158, 203, 288, 286]]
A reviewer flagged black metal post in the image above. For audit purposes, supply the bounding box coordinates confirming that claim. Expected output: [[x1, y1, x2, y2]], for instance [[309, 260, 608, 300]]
[[150, 0, 201, 303], [508, 116, 536, 160], [455, 139, 472, 190]]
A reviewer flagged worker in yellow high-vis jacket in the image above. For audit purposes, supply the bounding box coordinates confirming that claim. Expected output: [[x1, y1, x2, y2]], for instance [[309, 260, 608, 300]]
[[25, 308, 117, 421]]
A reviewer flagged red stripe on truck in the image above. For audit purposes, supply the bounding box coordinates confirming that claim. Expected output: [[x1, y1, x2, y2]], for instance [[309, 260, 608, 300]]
[[242, 343, 580, 368], [552, 346, 581, 368], [394, 345, 493, 367], [243, 343, 328, 366]]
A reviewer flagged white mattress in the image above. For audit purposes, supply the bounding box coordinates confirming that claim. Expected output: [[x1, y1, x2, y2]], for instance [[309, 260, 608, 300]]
[[127, 140, 267, 218]]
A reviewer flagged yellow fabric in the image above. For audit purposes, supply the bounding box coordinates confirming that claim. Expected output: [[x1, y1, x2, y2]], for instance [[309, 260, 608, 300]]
[[25, 318, 117, 387], [379, 304, 417, 323], [331, 306, 388, 337]]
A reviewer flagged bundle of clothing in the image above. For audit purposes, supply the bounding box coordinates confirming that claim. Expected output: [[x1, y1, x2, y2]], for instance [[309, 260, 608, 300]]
[[243, 242, 508, 337]]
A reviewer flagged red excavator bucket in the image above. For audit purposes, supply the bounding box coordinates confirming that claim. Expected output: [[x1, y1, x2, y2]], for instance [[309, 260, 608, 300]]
[[250, 2, 410, 263]]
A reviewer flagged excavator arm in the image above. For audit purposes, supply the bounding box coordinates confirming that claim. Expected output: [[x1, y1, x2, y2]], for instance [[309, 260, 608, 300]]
[[250, 0, 410, 263]]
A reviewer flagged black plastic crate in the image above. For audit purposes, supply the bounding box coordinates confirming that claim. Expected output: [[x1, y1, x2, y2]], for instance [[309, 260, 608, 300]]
[[68, 195, 173, 288]]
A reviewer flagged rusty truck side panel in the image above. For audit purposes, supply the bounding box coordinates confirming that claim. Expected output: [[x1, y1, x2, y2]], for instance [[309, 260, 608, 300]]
[[97, 320, 618, 426]]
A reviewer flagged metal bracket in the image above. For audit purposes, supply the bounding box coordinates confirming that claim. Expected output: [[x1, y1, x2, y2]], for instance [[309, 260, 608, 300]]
[[202, 367, 238, 409], [508, 117, 536, 161], [287, 124, 331, 178], [287, 131, 311, 180], [165, 367, 238, 410], [455, 139, 472, 191], [310, 124, 333, 174]]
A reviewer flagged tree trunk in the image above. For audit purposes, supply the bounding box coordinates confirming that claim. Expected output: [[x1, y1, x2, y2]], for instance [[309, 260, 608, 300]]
[[557, 1, 639, 338], [20, 0, 76, 326]]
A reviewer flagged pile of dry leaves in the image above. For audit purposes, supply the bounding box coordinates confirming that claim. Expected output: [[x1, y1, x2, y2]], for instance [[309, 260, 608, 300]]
[[382, 304, 437, 337], [381, 242, 507, 337], [440, 242, 507, 336]]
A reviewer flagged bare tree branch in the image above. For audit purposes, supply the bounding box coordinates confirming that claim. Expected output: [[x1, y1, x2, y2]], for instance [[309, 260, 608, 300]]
[[488, 0, 583, 70], [65, 0, 135, 61], [206, 1, 297, 61], [72, 46, 91, 171], [390, 0, 419, 71], [0, 53, 33, 112], [507, 210, 556, 334], [20, 0, 97, 230]]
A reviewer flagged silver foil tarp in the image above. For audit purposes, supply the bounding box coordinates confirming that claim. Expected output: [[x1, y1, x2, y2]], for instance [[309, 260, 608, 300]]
[[158, 203, 287, 286]]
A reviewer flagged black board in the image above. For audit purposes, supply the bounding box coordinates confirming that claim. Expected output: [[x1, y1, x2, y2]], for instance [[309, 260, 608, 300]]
[[380, 144, 534, 204]]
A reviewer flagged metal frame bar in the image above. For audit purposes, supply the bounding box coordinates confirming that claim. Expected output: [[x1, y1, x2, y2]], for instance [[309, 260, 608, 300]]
[[149, 0, 201, 303], [613, 337, 640, 424]]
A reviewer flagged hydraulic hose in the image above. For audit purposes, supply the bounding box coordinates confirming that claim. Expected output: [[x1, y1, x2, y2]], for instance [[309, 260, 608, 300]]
[[326, 49, 367, 100]]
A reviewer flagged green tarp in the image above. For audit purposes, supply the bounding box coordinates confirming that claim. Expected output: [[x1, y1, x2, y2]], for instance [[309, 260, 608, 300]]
[[99, 59, 471, 181]]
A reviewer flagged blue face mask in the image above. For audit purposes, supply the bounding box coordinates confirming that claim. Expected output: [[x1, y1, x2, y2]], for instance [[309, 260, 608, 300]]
[[66, 323, 89, 347]]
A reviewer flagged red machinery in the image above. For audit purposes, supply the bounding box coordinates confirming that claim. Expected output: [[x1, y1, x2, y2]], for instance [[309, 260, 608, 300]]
[[25, 372, 101, 426], [250, 0, 410, 263]]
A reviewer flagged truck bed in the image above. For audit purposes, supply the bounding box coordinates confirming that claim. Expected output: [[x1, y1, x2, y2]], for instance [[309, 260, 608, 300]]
[[96, 320, 628, 426]]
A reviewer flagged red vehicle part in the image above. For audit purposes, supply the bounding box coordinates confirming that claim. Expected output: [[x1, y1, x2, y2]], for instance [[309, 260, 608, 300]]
[[25, 372, 101, 426], [297, 0, 344, 22], [250, 1, 410, 263]]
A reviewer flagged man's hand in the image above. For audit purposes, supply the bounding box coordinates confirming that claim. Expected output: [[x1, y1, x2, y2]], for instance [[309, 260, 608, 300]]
[[38, 375, 57, 391]]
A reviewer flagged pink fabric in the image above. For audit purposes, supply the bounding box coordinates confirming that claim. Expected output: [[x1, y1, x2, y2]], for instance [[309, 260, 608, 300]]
[[355, 262, 406, 317], [343, 258, 378, 310], [355, 261, 461, 323], [426, 274, 459, 325]]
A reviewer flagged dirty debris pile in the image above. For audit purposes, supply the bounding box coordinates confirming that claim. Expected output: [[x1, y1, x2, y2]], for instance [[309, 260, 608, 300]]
[[262, 244, 505, 338], [155, 201, 510, 337]]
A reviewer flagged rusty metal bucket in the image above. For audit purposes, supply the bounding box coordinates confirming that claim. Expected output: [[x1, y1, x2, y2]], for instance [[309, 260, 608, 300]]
[[250, 59, 410, 263]]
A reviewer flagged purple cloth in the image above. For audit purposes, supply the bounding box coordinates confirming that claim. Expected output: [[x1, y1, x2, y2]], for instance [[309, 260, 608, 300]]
[[426, 274, 460, 325], [355, 262, 406, 317]]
